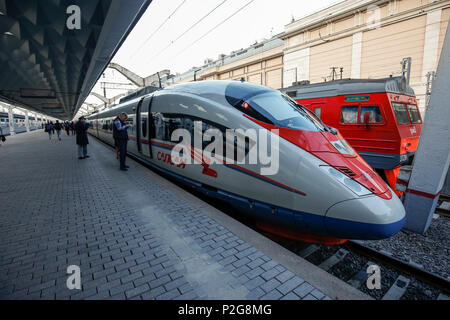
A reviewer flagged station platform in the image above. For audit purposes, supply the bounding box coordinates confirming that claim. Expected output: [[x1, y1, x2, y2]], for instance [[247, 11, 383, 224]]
[[0, 130, 368, 300]]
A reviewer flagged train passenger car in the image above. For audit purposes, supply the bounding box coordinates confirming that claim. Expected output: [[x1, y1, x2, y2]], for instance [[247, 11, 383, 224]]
[[0, 112, 10, 135], [12, 114, 27, 133], [87, 81, 406, 244], [282, 77, 422, 194], [0, 112, 44, 134]]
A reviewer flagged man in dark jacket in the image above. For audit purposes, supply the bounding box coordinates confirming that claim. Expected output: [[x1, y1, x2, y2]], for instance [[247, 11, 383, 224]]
[[113, 113, 130, 171], [54, 120, 63, 141], [76, 116, 90, 160]]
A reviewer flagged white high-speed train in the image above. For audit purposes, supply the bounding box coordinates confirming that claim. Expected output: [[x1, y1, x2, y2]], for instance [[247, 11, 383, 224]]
[[87, 81, 405, 244]]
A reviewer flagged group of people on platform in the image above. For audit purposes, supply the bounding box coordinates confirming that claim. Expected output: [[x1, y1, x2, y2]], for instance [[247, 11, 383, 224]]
[[21, 113, 131, 171], [44, 121, 76, 140], [73, 113, 131, 171]]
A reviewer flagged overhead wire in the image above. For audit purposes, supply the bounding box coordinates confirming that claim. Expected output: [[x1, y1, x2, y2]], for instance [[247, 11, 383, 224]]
[[172, 0, 256, 59], [149, 0, 230, 61], [131, 0, 188, 58]]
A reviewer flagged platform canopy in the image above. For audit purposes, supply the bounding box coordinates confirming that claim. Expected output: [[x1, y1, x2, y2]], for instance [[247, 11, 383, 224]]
[[0, 0, 152, 120]]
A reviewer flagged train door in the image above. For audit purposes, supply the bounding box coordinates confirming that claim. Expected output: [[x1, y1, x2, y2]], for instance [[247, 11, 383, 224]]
[[96, 114, 99, 136], [135, 97, 150, 157]]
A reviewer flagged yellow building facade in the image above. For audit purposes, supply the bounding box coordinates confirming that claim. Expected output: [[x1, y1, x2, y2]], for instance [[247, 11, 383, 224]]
[[283, 0, 450, 114], [170, 0, 449, 116]]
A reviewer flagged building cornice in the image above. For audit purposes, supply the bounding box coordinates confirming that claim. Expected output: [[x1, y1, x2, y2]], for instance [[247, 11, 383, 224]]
[[283, 0, 447, 40], [284, 0, 450, 54]]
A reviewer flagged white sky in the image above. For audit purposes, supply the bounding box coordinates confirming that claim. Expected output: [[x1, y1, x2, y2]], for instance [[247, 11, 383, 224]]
[[85, 0, 341, 107]]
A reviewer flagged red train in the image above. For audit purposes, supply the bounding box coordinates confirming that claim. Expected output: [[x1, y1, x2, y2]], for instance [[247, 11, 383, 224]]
[[282, 76, 423, 194]]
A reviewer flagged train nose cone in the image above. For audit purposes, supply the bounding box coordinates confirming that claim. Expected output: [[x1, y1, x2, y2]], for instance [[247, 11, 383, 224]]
[[324, 192, 406, 240]]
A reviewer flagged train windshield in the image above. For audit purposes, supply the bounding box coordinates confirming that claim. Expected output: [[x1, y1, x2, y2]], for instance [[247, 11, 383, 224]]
[[242, 92, 325, 131], [392, 103, 410, 125], [407, 104, 422, 124]]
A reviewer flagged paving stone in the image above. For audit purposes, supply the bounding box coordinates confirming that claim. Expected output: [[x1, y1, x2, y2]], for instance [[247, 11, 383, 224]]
[[149, 275, 171, 289], [156, 288, 181, 300], [232, 257, 251, 268], [232, 265, 251, 277], [311, 289, 325, 299], [260, 278, 281, 293], [276, 270, 295, 283], [245, 267, 265, 280], [294, 282, 315, 298], [125, 284, 150, 299], [246, 287, 265, 300], [261, 260, 278, 271], [260, 268, 280, 281], [141, 286, 166, 300], [277, 276, 304, 295], [244, 276, 265, 290], [109, 282, 134, 297], [247, 258, 265, 269], [260, 290, 283, 300], [175, 291, 198, 300], [281, 292, 300, 300], [164, 277, 188, 292]]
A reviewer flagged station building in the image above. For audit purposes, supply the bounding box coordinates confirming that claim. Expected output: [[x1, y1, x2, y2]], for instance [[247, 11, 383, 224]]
[[171, 0, 450, 116], [169, 36, 285, 89]]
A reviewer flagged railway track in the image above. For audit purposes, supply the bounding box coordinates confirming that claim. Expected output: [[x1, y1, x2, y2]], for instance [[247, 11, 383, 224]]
[[276, 237, 449, 300], [437, 194, 450, 217], [344, 241, 449, 297]]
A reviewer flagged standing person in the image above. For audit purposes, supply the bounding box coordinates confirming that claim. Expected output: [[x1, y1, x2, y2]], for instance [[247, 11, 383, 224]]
[[54, 120, 62, 141], [75, 116, 90, 160], [45, 121, 54, 140], [114, 113, 130, 171], [65, 121, 70, 136], [0, 126, 5, 146], [112, 118, 120, 160]]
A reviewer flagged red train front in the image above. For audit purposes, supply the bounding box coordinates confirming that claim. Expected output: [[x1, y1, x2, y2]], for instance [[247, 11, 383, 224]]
[[282, 76, 423, 194]]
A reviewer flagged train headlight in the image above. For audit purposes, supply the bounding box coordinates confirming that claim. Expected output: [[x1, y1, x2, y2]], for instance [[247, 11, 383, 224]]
[[321, 166, 372, 196], [330, 140, 355, 155]]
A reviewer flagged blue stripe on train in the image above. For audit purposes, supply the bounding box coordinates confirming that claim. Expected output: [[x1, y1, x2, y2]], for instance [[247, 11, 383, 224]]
[[358, 151, 414, 170]]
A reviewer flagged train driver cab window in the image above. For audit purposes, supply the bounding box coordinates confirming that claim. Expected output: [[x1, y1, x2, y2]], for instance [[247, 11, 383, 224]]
[[392, 103, 410, 125], [241, 92, 325, 131], [360, 106, 383, 123], [407, 104, 422, 124], [341, 106, 358, 124]]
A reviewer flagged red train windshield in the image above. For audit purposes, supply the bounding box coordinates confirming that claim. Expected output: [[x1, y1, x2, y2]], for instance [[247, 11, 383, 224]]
[[391, 102, 422, 125]]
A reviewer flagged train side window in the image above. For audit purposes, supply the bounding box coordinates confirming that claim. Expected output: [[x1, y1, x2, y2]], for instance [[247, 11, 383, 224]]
[[392, 103, 410, 125], [341, 106, 358, 124], [360, 106, 383, 123], [126, 117, 134, 135], [142, 117, 148, 137], [407, 104, 422, 124]]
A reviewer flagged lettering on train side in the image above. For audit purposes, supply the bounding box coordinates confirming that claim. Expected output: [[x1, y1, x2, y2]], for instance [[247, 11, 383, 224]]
[[157, 152, 186, 168]]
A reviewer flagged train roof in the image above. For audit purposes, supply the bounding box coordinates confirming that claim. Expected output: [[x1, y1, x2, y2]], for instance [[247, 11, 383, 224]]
[[88, 80, 281, 119], [165, 80, 275, 105], [282, 76, 415, 99]]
